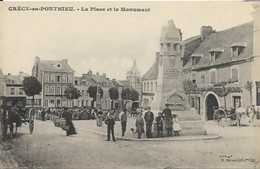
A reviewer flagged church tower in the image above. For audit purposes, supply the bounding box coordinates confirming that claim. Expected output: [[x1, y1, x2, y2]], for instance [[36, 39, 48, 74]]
[[126, 59, 142, 94], [151, 20, 189, 112]]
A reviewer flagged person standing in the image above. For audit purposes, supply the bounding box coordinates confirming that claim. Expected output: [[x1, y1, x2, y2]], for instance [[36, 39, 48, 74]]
[[144, 107, 154, 138], [41, 109, 46, 121], [163, 104, 173, 137], [135, 113, 144, 139], [62, 107, 77, 136], [96, 110, 103, 127], [105, 113, 116, 141], [120, 109, 128, 137], [172, 114, 181, 136], [155, 112, 164, 137]]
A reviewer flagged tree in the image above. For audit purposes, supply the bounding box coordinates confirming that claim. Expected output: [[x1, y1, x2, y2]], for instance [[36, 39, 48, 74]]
[[109, 87, 119, 109], [22, 76, 42, 108], [87, 86, 104, 108], [121, 88, 139, 107], [64, 85, 81, 107]]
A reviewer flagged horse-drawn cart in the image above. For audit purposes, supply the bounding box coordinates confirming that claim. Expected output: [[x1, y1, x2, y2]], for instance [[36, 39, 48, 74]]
[[213, 106, 257, 127]]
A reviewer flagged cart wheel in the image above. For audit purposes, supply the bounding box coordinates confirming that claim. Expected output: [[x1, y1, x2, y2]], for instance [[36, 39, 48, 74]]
[[213, 109, 227, 127]]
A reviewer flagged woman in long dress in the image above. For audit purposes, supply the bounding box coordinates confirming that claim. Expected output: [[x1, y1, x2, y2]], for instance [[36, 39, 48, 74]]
[[62, 108, 77, 136], [96, 111, 103, 127]]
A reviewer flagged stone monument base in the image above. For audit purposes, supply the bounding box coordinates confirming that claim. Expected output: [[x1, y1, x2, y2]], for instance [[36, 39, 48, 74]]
[[175, 109, 206, 136]]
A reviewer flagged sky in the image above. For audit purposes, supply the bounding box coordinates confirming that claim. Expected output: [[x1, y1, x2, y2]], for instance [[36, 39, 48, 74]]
[[0, 1, 255, 80]]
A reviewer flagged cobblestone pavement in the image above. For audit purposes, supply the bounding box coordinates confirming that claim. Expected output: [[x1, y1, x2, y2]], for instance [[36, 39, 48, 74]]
[[0, 119, 259, 169]]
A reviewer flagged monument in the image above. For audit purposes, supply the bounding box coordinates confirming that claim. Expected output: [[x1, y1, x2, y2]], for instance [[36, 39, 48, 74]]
[[150, 20, 206, 135]]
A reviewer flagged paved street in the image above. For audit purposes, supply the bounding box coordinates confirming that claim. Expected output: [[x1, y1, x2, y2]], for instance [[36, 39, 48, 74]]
[[1, 119, 260, 169]]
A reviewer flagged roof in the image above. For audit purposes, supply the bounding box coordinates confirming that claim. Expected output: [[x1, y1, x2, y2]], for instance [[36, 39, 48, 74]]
[[142, 59, 159, 80], [74, 76, 97, 86], [118, 80, 130, 88], [5, 75, 23, 84], [185, 22, 253, 70], [38, 60, 74, 72]]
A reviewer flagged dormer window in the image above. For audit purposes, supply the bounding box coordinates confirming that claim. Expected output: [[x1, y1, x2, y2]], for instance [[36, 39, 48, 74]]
[[230, 43, 246, 58], [209, 48, 223, 63], [191, 54, 202, 66]]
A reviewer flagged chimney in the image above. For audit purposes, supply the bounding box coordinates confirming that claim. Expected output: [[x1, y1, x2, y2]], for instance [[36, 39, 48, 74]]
[[62, 59, 67, 63], [103, 73, 106, 78], [200, 26, 215, 41], [87, 70, 92, 76], [96, 72, 99, 75]]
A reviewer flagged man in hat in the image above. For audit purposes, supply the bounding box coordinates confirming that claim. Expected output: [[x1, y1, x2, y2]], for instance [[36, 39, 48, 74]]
[[144, 107, 154, 138], [163, 103, 173, 137]]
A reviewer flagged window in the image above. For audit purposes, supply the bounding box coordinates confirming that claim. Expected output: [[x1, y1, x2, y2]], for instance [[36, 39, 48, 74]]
[[231, 47, 244, 58], [44, 99, 48, 107], [231, 66, 239, 82], [209, 69, 217, 84], [57, 99, 61, 107], [233, 96, 241, 108], [192, 58, 200, 66], [201, 75, 205, 83], [75, 80, 78, 85], [10, 88, 15, 95], [174, 44, 177, 51], [49, 86, 55, 95], [192, 73, 196, 83], [56, 86, 61, 95], [147, 83, 150, 92], [57, 75, 61, 83], [19, 88, 23, 95], [62, 86, 67, 95], [50, 99, 55, 106], [68, 74, 73, 83], [50, 74, 55, 83], [144, 83, 146, 92], [151, 82, 153, 92], [45, 74, 49, 83], [82, 90, 84, 96], [167, 43, 171, 50], [62, 74, 67, 83], [45, 86, 49, 95], [210, 52, 221, 63]]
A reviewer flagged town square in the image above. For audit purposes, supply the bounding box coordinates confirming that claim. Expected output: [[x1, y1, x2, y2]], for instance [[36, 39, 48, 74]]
[[0, 1, 260, 169]]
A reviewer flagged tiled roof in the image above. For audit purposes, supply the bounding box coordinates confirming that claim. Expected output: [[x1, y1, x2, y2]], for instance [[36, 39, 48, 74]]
[[38, 60, 74, 72], [142, 59, 159, 80], [185, 22, 253, 70]]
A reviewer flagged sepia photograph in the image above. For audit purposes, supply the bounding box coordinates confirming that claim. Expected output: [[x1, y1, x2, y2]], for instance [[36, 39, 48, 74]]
[[0, 1, 260, 169]]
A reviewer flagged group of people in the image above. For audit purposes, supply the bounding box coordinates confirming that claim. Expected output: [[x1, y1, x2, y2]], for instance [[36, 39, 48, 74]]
[[135, 104, 181, 139], [101, 104, 181, 141]]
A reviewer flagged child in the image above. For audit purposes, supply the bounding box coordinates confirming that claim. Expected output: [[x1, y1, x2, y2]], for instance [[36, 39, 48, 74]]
[[155, 112, 164, 137], [172, 114, 181, 136], [105, 113, 116, 141]]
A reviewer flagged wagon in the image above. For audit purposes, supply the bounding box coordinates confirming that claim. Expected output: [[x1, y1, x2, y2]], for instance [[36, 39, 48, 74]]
[[213, 106, 239, 127]]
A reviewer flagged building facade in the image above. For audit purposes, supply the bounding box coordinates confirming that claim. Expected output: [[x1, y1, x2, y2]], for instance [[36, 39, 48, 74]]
[[3, 72, 28, 108], [74, 70, 123, 110], [143, 9, 259, 121], [32, 57, 75, 108]]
